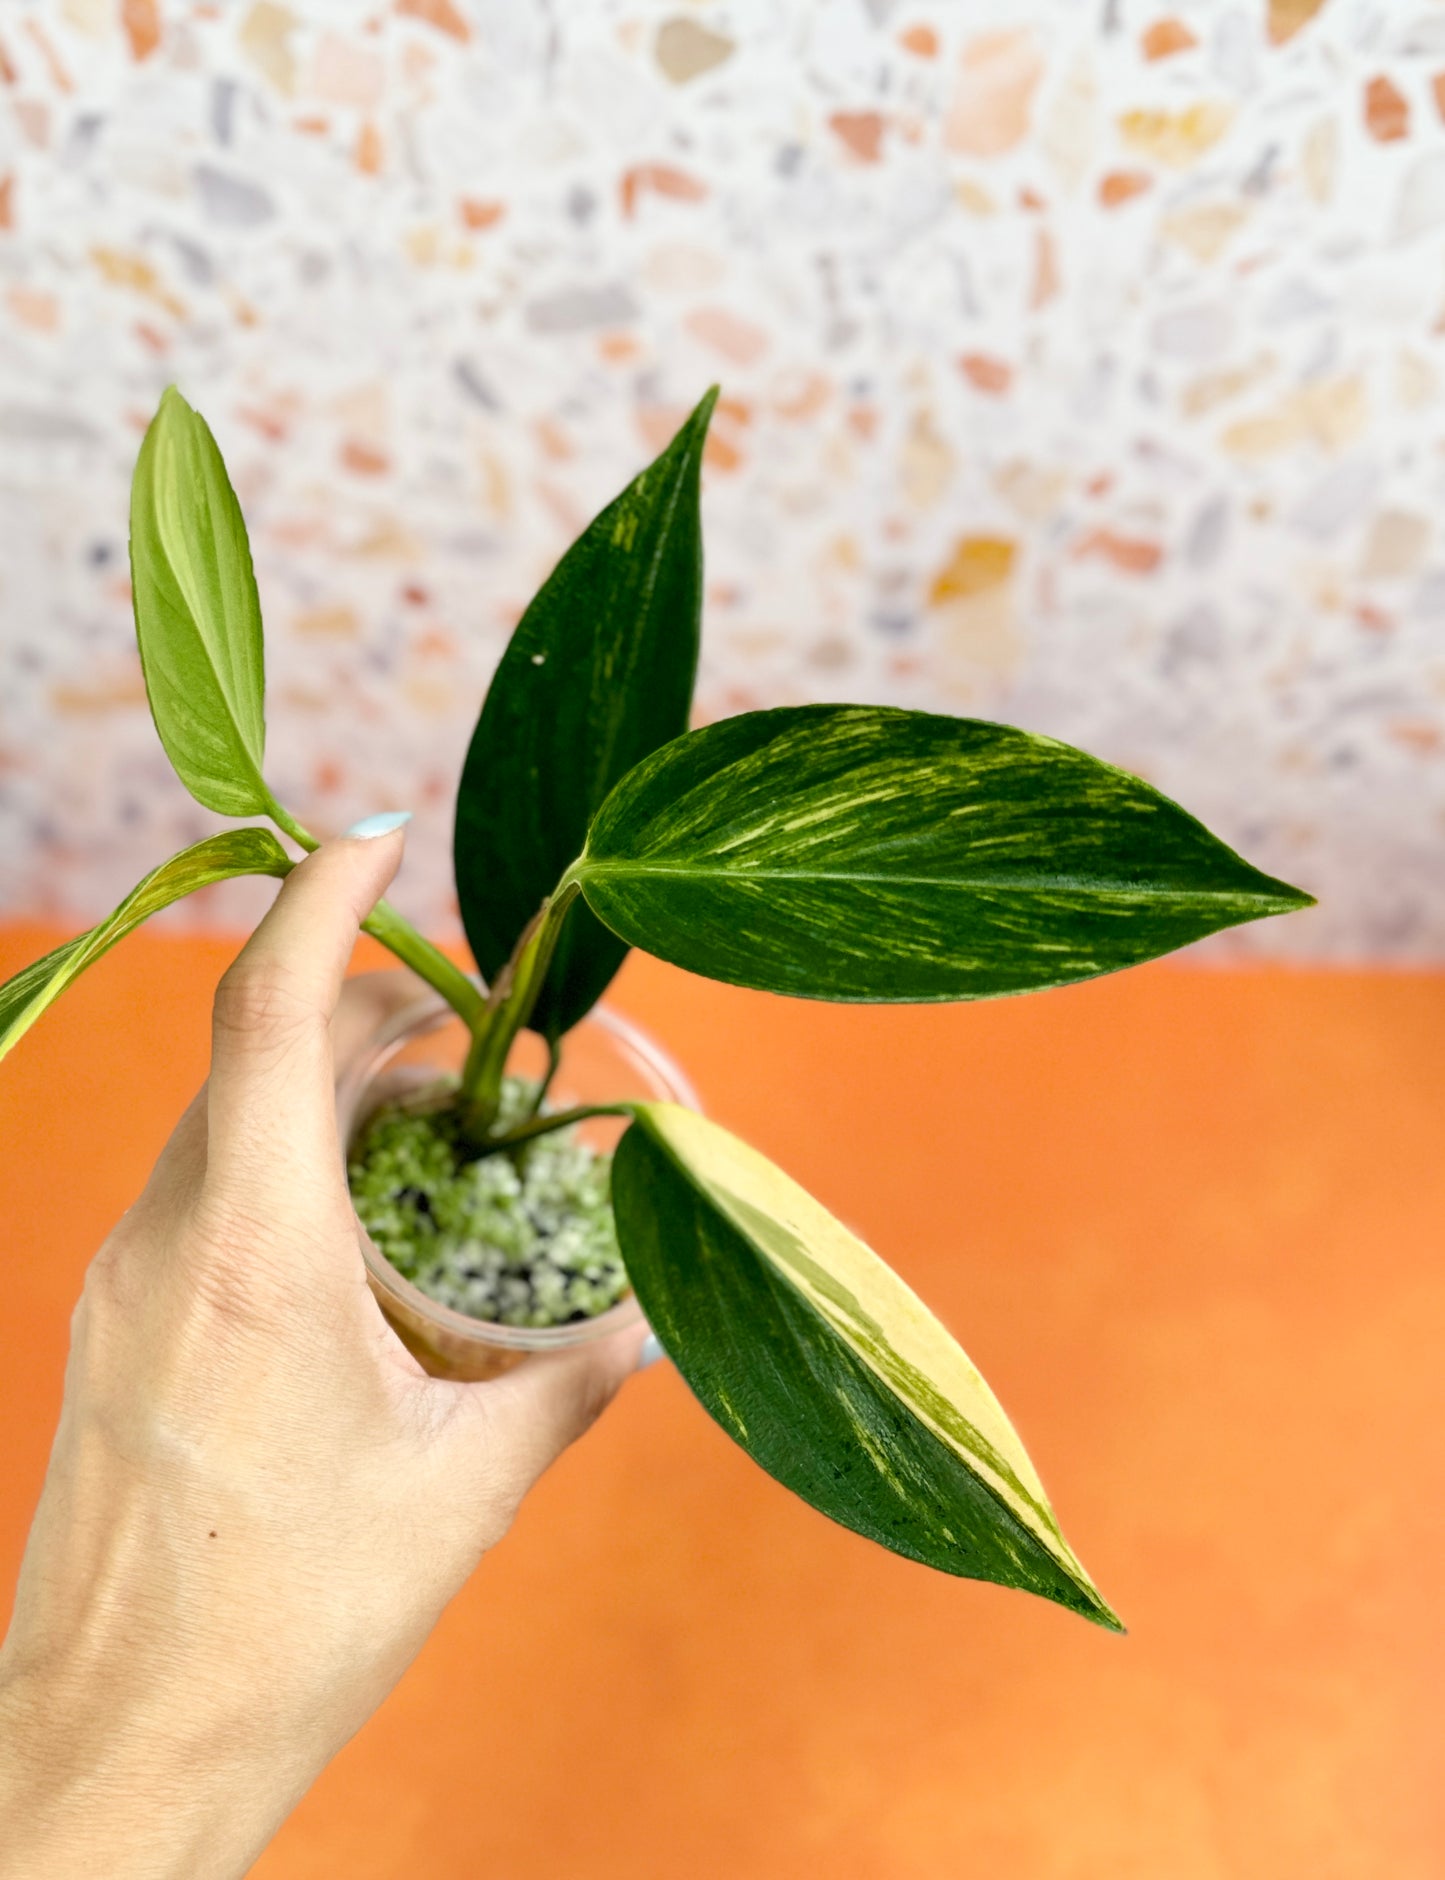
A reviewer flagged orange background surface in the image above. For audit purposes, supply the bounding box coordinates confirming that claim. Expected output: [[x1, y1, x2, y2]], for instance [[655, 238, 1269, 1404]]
[[1, 921, 1442, 1879]]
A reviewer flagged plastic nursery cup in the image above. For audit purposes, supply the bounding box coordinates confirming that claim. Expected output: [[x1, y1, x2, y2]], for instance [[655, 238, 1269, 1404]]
[[335, 980, 700, 1382]]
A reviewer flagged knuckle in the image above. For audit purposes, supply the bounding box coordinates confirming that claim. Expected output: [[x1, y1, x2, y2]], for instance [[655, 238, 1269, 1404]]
[[79, 1218, 147, 1318], [213, 961, 324, 1058], [70, 1221, 168, 1372]]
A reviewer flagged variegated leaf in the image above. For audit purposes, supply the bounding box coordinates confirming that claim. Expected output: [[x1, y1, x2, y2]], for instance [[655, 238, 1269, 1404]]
[[612, 1102, 1122, 1626], [576, 705, 1312, 1001], [0, 830, 293, 1065], [454, 389, 716, 1040], [130, 386, 270, 816]]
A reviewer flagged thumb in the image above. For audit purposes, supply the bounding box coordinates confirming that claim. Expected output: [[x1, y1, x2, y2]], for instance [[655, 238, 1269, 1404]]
[[204, 818, 410, 1205]]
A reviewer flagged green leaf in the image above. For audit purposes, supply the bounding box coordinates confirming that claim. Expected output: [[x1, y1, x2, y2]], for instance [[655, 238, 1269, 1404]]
[[0, 830, 292, 1066], [613, 1103, 1121, 1626], [129, 386, 269, 816], [453, 389, 717, 1041], [575, 705, 1313, 1001]]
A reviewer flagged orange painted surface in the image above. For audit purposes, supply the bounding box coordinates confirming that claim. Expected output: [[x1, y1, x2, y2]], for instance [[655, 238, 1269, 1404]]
[[1, 922, 1443, 1878]]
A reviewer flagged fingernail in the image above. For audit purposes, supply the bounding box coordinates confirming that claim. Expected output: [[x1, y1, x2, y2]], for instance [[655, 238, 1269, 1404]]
[[637, 1332, 666, 1371], [345, 811, 412, 840]]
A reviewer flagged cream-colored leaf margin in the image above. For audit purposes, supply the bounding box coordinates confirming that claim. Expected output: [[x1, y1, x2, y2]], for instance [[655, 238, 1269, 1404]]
[[636, 1101, 1120, 1627]]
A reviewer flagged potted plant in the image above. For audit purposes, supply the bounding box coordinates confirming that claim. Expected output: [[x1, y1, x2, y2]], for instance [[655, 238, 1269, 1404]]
[[0, 386, 1313, 1633]]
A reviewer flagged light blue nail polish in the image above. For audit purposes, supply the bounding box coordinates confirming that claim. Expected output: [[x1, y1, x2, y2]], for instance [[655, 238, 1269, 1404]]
[[637, 1331, 666, 1371], [345, 810, 412, 840]]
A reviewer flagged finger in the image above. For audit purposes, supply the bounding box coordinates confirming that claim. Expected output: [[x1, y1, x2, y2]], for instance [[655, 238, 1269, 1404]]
[[205, 826, 407, 1201], [457, 1321, 649, 1509]]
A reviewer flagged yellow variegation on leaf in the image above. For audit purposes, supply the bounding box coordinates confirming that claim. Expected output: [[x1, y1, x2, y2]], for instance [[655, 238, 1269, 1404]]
[[612, 1102, 1123, 1628]]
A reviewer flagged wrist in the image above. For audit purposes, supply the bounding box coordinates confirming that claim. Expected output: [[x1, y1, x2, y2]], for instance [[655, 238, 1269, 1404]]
[[0, 1657, 306, 1880]]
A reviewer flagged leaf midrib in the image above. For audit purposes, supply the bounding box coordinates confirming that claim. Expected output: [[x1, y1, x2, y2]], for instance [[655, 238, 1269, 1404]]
[[582, 859, 1295, 904], [162, 479, 263, 763], [135, 416, 267, 799]]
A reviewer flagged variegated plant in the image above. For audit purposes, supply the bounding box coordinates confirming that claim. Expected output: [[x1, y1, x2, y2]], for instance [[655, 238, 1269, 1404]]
[[0, 386, 1315, 1632]]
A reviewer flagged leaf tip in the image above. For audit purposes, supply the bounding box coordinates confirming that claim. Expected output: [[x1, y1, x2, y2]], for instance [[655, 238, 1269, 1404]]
[[687, 383, 721, 440], [139, 385, 197, 476], [156, 382, 192, 423], [1257, 873, 1317, 915], [1053, 1542, 1126, 1633], [1086, 1592, 1128, 1635]]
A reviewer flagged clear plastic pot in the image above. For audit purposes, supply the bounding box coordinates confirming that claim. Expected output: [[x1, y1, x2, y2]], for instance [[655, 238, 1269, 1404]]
[[335, 983, 699, 1382]]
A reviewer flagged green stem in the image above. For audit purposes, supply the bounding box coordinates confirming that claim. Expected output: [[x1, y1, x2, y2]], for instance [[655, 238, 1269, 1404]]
[[462, 1102, 634, 1161], [526, 1036, 563, 1121], [458, 878, 582, 1140], [264, 796, 486, 1032], [265, 798, 318, 853], [361, 902, 486, 1030]]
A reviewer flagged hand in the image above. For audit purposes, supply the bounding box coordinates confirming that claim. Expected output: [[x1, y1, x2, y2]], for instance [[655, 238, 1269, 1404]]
[[0, 827, 646, 1879]]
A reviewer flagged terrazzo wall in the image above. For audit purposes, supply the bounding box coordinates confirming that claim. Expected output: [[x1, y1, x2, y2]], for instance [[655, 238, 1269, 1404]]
[[0, 0, 1441, 955]]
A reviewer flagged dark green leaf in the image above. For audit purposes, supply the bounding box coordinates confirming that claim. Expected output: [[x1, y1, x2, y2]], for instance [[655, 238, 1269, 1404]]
[[453, 389, 717, 1040], [0, 830, 292, 1065], [576, 705, 1313, 1001], [129, 386, 269, 816], [613, 1102, 1121, 1626]]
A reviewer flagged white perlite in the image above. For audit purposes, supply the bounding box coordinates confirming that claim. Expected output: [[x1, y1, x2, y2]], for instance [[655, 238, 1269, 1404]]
[[348, 1077, 629, 1328]]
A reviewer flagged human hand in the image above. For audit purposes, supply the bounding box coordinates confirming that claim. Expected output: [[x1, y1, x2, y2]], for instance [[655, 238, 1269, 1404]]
[[0, 825, 646, 1880]]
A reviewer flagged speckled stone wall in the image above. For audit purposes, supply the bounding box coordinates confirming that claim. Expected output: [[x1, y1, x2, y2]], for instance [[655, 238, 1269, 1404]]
[[0, 0, 1439, 954]]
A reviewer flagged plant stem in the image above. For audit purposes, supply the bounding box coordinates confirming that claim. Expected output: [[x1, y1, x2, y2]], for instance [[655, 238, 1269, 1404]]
[[264, 798, 318, 853], [264, 796, 487, 1031], [457, 879, 581, 1140], [362, 902, 486, 1030], [526, 1036, 563, 1120], [461, 1102, 634, 1161]]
